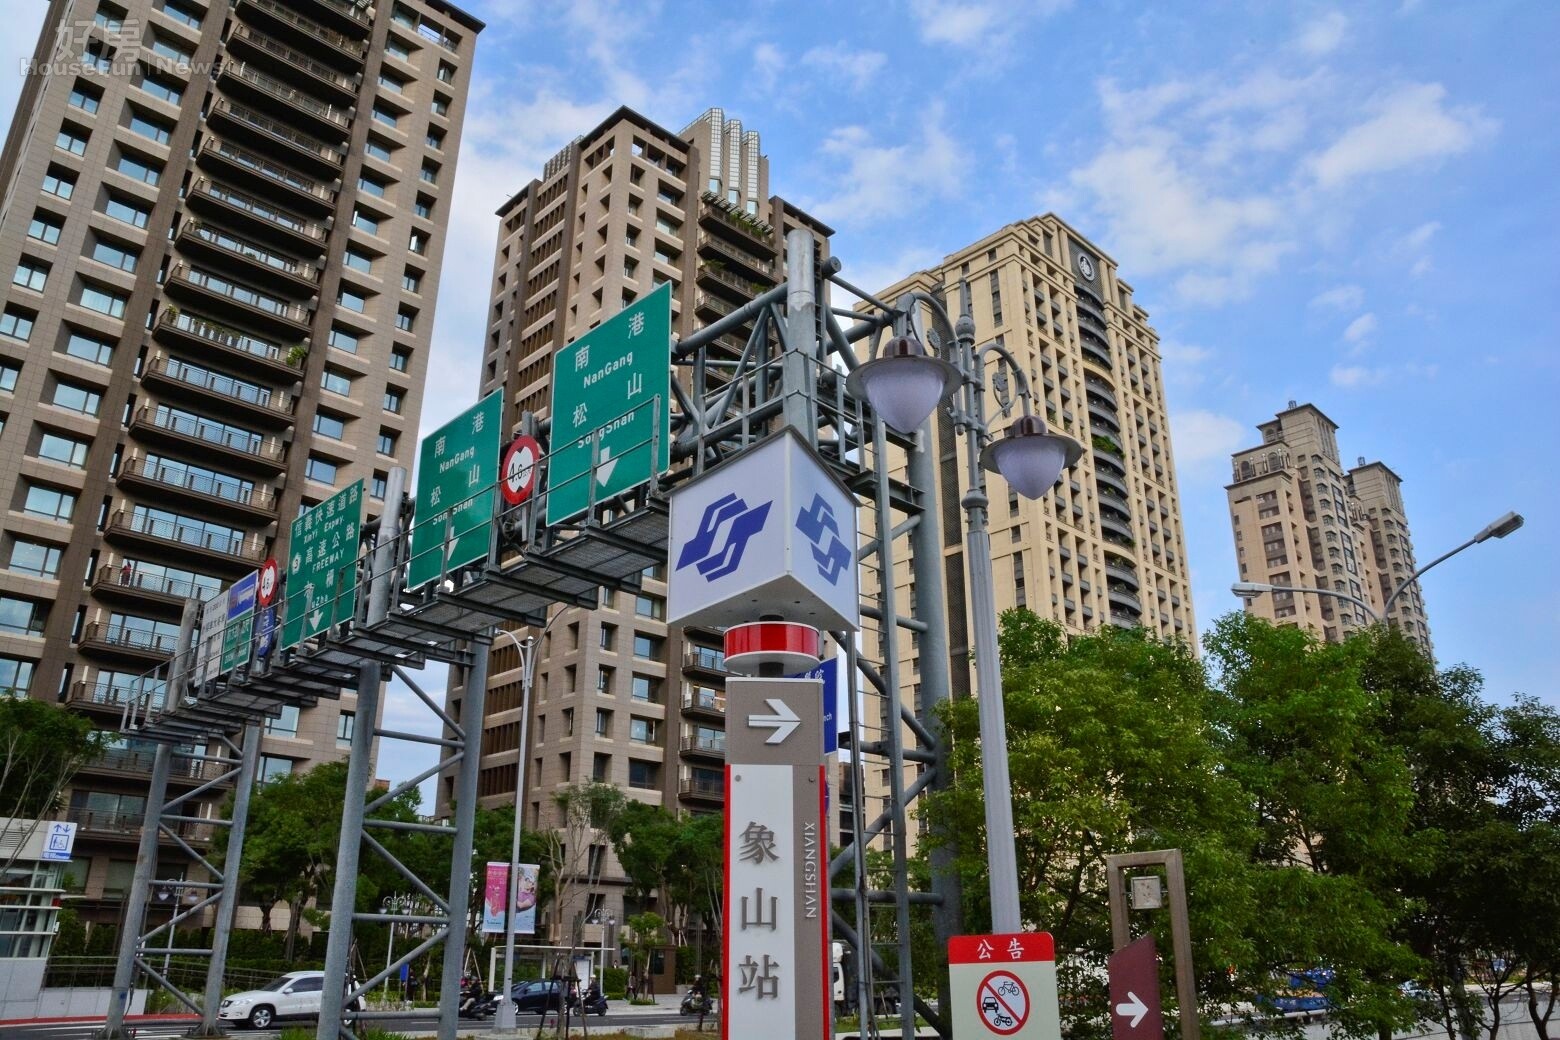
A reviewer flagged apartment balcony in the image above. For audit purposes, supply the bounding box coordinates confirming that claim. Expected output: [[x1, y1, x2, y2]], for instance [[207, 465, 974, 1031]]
[[77, 622, 177, 665], [1080, 336, 1113, 371], [235, 0, 367, 65], [187, 177, 330, 254], [196, 139, 337, 216], [698, 194, 778, 253], [175, 220, 321, 298], [153, 308, 303, 382], [696, 231, 774, 281], [678, 778, 724, 805], [696, 261, 770, 300], [66, 678, 166, 716], [1093, 443, 1127, 473], [141, 353, 295, 429], [1094, 466, 1129, 499], [217, 60, 353, 138], [1103, 560, 1140, 591], [78, 747, 217, 785], [1075, 295, 1107, 329], [116, 455, 280, 524], [128, 405, 288, 475], [1084, 378, 1117, 408], [682, 649, 728, 676], [165, 264, 312, 339], [207, 97, 345, 178], [1100, 515, 1135, 545], [1097, 488, 1133, 519], [1108, 586, 1144, 616], [63, 807, 213, 845], [681, 687, 726, 720], [693, 292, 738, 322], [679, 735, 726, 763], [103, 510, 266, 574], [1107, 611, 1139, 630], [308, 0, 376, 38], [89, 563, 207, 614], [226, 22, 360, 103]]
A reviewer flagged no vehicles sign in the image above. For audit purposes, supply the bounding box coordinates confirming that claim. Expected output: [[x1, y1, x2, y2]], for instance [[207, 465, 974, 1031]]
[[950, 933, 1061, 1040]]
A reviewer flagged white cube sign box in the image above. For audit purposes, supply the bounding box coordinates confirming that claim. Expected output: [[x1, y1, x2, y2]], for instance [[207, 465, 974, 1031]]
[[668, 430, 859, 632]]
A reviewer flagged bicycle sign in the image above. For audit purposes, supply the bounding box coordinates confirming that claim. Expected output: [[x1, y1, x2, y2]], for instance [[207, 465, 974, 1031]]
[[979, 971, 1030, 1035], [949, 932, 1061, 1040]]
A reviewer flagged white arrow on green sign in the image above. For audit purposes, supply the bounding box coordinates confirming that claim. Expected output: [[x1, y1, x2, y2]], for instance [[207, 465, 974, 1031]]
[[546, 282, 671, 525], [282, 479, 364, 649], [407, 390, 502, 591]]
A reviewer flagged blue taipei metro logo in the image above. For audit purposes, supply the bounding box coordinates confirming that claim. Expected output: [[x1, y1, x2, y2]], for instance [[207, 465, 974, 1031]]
[[676, 493, 772, 582], [796, 494, 851, 586]]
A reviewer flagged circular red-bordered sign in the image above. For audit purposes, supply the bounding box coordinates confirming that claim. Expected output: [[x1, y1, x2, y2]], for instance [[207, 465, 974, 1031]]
[[257, 558, 280, 608], [501, 435, 542, 506], [976, 970, 1030, 1036]]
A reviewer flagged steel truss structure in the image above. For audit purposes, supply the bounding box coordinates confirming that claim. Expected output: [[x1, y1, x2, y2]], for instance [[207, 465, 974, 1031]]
[[104, 231, 968, 1040]]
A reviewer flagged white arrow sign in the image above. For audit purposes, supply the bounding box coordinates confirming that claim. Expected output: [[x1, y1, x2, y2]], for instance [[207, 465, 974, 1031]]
[[309, 609, 324, 630], [1115, 991, 1148, 1028], [596, 445, 618, 487], [748, 698, 800, 745]]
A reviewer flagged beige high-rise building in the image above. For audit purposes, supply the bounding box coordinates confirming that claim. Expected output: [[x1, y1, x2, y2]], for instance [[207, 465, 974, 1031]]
[[865, 216, 1195, 699], [1227, 402, 1431, 649], [441, 106, 831, 936], [0, 0, 479, 925]]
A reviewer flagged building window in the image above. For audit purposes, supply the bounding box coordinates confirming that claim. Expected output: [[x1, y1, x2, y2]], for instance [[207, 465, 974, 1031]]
[[402, 270, 422, 294], [139, 73, 183, 104], [115, 153, 161, 185], [634, 594, 663, 620], [68, 83, 101, 113], [365, 138, 393, 162], [0, 596, 46, 637], [8, 540, 63, 579], [103, 195, 149, 228], [358, 174, 387, 198], [80, 284, 128, 318], [27, 212, 63, 245], [383, 388, 405, 414], [43, 169, 76, 199], [627, 759, 658, 790], [344, 250, 373, 274], [265, 704, 299, 737], [321, 368, 352, 395], [390, 347, 411, 372], [631, 675, 658, 703], [127, 112, 172, 145], [632, 633, 659, 658], [51, 381, 102, 416], [38, 432, 90, 468], [414, 196, 433, 219], [56, 127, 88, 156], [12, 261, 48, 292], [377, 430, 397, 456], [371, 106, 399, 128], [395, 309, 415, 331], [370, 473, 387, 499], [65, 332, 114, 365], [629, 717, 656, 744], [0, 309, 34, 342], [377, 71, 406, 94], [23, 484, 75, 522], [312, 412, 346, 439], [305, 456, 338, 485], [339, 288, 368, 313], [595, 709, 612, 736], [89, 240, 139, 272], [426, 130, 444, 151], [337, 711, 355, 748], [386, 37, 411, 61], [328, 326, 360, 354], [257, 755, 294, 785]]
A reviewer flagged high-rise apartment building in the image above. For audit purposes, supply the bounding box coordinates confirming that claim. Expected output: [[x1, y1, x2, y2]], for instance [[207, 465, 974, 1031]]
[[0, 0, 479, 924], [443, 106, 830, 936], [865, 216, 1194, 698], [1227, 402, 1431, 649]]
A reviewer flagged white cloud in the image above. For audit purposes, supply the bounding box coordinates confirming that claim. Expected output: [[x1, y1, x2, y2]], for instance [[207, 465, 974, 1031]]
[[828, 246, 944, 303], [1160, 340, 1215, 366], [1402, 220, 1441, 249], [1331, 364, 1383, 388], [806, 106, 966, 226], [753, 43, 784, 93], [1296, 12, 1349, 56], [1168, 409, 1246, 467], [801, 44, 888, 93], [908, 0, 1072, 47], [1343, 312, 1378, 344], [1310, 285, 1365, 311], [1309, 83, 1498, 188]]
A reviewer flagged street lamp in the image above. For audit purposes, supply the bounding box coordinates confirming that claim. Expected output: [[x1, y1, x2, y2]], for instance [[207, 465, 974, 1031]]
[[1232, 510, 1524, 628], [493, 612, 558, 1032], [849, 282, 1082, 934]]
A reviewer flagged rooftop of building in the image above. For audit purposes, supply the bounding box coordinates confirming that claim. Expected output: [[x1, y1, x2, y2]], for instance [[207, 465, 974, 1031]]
[[423, 0, 485, 33]]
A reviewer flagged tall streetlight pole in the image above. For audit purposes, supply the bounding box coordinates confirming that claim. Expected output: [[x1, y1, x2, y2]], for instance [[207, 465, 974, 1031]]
[[1232, 510, 1524, 630], [848, 282, 1082, 934], [493, 614, 556, 1032]]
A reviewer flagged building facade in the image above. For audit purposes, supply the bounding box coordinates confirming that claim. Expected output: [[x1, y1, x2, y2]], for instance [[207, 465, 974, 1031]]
[[1227, 402, 1431, 649], [0, 0, 479, 923], [442, 106, 831, 939]]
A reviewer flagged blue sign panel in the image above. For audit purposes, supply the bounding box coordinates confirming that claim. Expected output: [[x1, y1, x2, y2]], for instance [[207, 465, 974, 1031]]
[[791, 657, 840, 755]]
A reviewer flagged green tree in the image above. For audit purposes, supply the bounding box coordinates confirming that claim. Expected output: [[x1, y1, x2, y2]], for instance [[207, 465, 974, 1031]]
[[624, 911, 667, 998], [0, 697, 109, 873], [550, 782, 625, 944]]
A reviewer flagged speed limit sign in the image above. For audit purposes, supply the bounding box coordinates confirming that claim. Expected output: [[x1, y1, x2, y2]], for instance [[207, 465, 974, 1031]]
[[257, 558, 280, 607], [501, 435, 541, 506]]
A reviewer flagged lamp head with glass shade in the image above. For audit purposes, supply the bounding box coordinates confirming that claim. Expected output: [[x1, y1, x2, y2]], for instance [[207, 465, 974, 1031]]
[[980, 414, 1084, 499], [845, 334, 960, 433], [1231, 582, 1274, 598], [1474, 511, 1524, 543]]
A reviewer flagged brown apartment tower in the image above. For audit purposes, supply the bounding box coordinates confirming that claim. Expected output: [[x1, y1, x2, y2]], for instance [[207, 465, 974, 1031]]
[[0, 0, 479, 924], [441, 106, 831, 939], [1227, 402, 1432, 649]]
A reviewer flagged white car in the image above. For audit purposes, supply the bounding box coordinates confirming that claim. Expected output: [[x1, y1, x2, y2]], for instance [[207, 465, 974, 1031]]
[[217, 970, 363, 1030]]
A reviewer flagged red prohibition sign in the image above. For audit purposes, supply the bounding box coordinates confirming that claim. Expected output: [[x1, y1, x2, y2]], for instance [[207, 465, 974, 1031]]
[[501, 435, 541, 506], [257, 558, 280, 608], [977, 970, 1030, 1036]]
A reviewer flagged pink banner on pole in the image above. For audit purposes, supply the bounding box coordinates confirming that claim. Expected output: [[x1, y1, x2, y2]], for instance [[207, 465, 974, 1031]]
[[482, 862, 508, 934]]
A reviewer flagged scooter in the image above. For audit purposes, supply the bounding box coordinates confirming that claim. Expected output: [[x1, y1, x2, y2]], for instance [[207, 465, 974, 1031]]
[[458, 988, 498, 1019], [681, 991, 715, 1016], [568, 989, 609, 1017]]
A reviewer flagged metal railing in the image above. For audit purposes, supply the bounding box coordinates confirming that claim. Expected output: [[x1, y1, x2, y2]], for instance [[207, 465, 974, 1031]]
[[107, 511, 265, 563], [143, 354, 293, 416], [211, 97, 344, 163], [696, 231, 774, 275], [679, 778, 723, 799], [133, 406, 283, 461], [191, 177, 329, 239], [180, 220, 320, 283], [682, 648, 727, 672], [315, 0, 374, 24], [229, 22, 357, 90], [69, 679, 167, 711], [119, 456, 275, 511], [681, 687, 726, 713], [238, 0, 366, 56], [201, 138, 336, 202], [157, 308, 291, 367], [680, 735, 726, 755], [220, 60, 351, 126], [94, 563, 221, 601], [169, 265, 309, 324], [80, 623, 179, 655]]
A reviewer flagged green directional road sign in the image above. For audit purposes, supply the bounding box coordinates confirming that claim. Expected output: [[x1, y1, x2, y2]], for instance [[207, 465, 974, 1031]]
[[219, 571, 258, 674], [281, 480, 363, 649], [547, 281, 671, 525], [408, 390, 502, 591]]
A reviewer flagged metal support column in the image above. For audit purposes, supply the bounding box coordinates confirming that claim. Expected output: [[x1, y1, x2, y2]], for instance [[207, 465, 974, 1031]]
[[316, 662, 383, 1040], [196, 724, 262, 1036], [783, 227, 817, 436], [436, 636, 489, 1040], [99, 743, 173, 1039]]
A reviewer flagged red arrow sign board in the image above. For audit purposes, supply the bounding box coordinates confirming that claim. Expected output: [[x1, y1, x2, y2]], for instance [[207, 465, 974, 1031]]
[[1108, 935, 1164, 1040]]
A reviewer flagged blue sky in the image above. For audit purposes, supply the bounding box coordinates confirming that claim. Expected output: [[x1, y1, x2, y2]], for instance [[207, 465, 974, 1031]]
[[5, 1, 1555, 796]]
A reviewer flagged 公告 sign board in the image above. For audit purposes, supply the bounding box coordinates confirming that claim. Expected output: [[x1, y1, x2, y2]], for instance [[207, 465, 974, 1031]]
[[668, 430, 858, 633], [949, 932, 1062, 1039], [723, 676, 829, 1040], [547, 282, 671, 525]]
